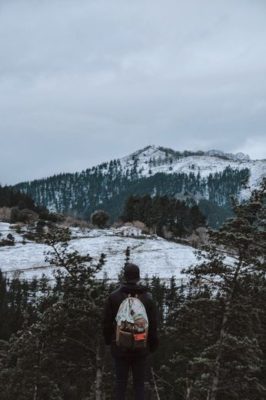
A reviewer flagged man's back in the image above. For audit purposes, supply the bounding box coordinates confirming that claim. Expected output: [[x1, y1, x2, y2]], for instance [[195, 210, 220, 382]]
[[103, 263, 159, 399], [103, 281, 159, 357]]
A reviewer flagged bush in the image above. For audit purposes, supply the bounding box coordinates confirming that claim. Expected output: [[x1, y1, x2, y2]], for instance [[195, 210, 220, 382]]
[[90, 209, 110, 228], [10, 208, 39, 224]]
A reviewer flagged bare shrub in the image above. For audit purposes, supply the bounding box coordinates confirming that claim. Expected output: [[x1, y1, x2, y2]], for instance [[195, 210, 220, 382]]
[[0, 207, 12, 222]]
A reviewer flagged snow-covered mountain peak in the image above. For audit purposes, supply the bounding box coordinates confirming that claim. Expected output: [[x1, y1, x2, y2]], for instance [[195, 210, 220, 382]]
[[122, 146, 252, 167], [117, 145, 264, 195], [121, 145, 166, 167]]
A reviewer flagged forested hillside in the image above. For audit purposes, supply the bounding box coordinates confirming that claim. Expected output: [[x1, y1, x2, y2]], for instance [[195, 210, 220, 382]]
[[13, 146, 260, 228]]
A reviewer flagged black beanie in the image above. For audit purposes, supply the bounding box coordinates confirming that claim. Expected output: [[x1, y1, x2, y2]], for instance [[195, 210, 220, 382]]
[[124, 263, 140, 283]]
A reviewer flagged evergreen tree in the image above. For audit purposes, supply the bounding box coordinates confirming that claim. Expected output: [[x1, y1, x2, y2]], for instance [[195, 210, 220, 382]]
[[122, 195, 205, 238], [0, 226, 109, 400], [184, 180, 266, 400]]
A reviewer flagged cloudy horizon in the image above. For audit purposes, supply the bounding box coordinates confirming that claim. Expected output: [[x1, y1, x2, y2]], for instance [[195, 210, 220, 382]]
[[1, 0, 266, 185]]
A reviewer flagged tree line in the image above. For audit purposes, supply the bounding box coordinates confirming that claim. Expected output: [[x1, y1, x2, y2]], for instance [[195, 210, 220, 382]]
[[0, 185, 36, 211], [14, 164, 250, 227], [122, 195, 205, 237], [0, 184, 61, 223]]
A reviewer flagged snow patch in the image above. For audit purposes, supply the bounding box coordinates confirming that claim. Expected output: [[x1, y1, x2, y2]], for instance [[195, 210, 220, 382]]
[[0, 222, 197, 282]]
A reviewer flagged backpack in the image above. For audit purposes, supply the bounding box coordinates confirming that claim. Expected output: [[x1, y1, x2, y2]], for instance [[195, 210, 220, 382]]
[[115, 294, 149, 350]]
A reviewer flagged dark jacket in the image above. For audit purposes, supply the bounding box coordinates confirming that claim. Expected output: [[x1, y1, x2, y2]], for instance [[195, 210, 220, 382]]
[[103, 282, 159, 357]]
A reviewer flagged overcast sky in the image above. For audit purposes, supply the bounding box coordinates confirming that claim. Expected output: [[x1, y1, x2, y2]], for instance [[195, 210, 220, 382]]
[[0, 0, 266, 185]]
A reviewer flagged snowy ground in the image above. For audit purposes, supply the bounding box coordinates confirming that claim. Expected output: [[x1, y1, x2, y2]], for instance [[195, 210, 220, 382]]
[[0, 222, 198, 283]]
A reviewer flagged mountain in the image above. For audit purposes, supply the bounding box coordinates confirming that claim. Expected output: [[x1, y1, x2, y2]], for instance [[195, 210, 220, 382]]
[[13, 145, 266, 227]]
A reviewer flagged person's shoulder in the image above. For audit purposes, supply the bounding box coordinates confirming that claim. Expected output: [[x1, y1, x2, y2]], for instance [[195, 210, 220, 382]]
[[145, 291, 153, 301], [142, 290, 153, 304], [136, 286, 153, 303], [110, 286, 121, 295], [108, 285, 123, 301], [107, 283, 152, 302]]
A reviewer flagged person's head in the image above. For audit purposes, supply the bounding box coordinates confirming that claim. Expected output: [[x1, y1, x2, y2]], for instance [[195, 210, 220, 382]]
[[124, 263, 140, 284]]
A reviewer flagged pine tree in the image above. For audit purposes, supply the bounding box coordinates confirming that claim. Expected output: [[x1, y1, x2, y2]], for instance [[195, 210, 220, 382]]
[[0, 226, 108, 400], [184, 180, 266, 400], [0, 270, 9, 340]]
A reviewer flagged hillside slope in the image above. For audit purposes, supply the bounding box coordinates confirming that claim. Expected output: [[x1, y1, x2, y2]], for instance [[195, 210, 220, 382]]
[[0, 222, 197, 282], [14, 146, 265, 226]]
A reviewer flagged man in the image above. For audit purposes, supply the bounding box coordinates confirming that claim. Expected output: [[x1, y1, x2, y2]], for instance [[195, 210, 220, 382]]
[[103, 263, 159, 400]]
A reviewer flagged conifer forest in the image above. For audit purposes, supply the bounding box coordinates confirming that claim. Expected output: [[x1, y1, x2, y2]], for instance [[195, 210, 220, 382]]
[[0, 181, 265, 399]]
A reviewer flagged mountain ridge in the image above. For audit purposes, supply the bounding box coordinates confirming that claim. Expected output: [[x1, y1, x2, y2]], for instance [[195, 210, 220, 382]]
[[13, 145, 265, 227], [14, 145, 264, 186], [124, 145, 253, 163]]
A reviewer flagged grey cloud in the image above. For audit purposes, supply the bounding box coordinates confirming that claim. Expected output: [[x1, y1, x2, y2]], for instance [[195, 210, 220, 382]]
[[0, 0, 266, 184]]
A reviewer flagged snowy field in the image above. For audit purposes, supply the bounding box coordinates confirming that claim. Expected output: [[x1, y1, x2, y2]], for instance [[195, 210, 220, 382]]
[[0, 222, 198, 283]]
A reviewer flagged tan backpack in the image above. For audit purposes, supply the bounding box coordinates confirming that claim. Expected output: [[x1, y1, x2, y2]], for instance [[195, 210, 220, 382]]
[[115, 294, 149, 349]]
